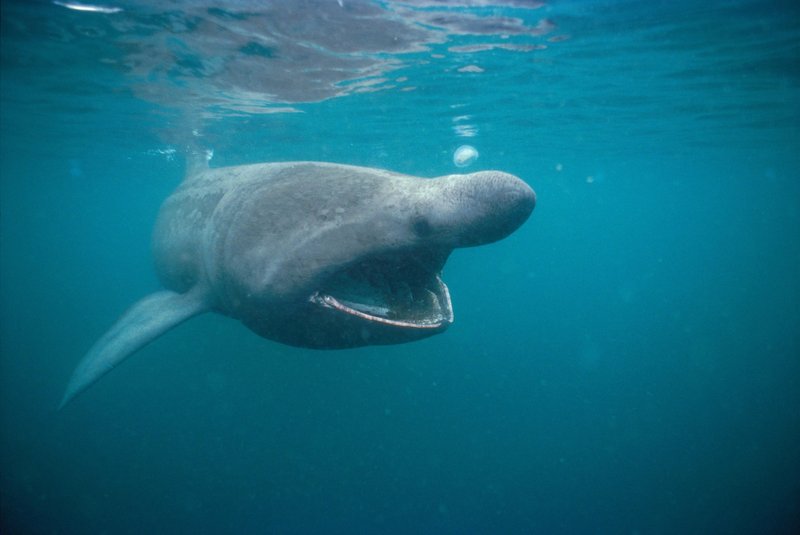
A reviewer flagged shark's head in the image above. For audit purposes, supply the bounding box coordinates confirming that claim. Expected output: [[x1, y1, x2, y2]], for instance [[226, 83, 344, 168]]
[[205, 163, 535, 349]]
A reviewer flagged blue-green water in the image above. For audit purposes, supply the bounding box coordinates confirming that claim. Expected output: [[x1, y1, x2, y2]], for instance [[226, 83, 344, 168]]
[[2, 0, 799, 533]]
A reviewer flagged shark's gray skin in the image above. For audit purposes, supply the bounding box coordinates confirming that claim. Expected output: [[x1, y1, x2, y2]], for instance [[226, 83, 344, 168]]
[[60, 161, 535, 408]]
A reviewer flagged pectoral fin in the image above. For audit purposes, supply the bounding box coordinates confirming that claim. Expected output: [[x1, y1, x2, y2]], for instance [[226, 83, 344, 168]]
[[59, 288, 209, 409]]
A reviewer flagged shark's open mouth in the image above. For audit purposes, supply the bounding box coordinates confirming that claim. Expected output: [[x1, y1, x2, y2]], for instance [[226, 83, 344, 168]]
[[310, 250, 453, 329]]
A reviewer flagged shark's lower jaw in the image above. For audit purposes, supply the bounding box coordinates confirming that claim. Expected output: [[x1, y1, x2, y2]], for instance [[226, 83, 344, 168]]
[[311, 277, 452, 328], [310, 251, 453, 329]]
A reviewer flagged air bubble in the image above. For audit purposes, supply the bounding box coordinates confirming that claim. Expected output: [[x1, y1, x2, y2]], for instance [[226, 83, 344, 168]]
[[453, 145, 478, 168]]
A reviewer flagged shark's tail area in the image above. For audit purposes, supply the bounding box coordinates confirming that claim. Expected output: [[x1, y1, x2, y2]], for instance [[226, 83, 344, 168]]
[[59, 288, 210, 410]]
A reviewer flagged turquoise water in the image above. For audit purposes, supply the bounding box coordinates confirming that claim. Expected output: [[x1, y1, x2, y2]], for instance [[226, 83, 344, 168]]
[[2, 0, 799, 533]]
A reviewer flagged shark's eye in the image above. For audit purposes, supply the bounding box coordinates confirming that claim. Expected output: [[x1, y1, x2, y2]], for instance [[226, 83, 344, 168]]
[[412, 216, 432, 237]]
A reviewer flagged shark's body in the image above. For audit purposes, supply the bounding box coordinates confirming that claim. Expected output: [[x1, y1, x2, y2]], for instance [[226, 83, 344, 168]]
[[60, 161, 535, 408]]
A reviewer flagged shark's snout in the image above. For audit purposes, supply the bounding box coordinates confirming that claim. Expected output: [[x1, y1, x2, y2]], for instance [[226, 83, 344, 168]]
[[487, 172, 536, 241], [430, 170, 536, 248]]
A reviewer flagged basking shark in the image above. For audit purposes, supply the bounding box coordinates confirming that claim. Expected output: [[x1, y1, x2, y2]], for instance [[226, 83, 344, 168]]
[[60, 161, 535, 408]]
